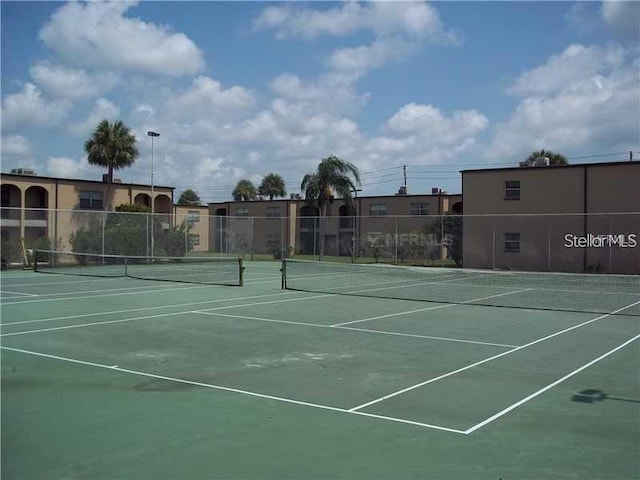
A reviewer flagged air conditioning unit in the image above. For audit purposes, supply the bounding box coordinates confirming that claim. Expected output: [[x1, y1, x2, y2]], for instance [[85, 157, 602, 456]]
[[397, 186, 408, 195], [290, 193, 301, 200], [10, 168, 36, 175], [534, 156, 550, 166], [112, 178, 121, 183], [431, 187, 441, 194], [519, 160, 533, 167]]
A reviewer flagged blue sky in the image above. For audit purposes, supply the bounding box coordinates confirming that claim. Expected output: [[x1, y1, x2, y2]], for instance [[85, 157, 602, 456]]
[[2, 1, 639, 202]]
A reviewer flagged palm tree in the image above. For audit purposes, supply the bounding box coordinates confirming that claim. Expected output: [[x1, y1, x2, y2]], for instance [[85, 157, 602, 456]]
[[258, 173, 287, 200], [177, 189, 202, 206], [301, 155, 361, 260], [232, 179, 257, 201], [525, 149, 568, 165], [84, 119, 138, 210]]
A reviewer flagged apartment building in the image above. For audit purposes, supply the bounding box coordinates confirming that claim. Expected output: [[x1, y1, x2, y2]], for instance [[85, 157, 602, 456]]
[[208, 192, 462, 259], [462, 161, 640, 273], [1, 171, 174, 254]]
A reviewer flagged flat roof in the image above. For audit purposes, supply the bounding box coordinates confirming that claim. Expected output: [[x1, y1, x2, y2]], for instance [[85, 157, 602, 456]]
[[207, 192, 462, 206], [0, 172, 174, 190], [461, 160, 638, 174]]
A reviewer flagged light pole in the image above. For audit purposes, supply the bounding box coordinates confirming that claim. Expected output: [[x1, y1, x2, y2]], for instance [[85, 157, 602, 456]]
[[147, 131, 160, 257], [351, 188, 362, 262]]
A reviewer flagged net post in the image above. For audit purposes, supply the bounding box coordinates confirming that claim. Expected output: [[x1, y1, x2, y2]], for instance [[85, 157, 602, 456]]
[[32, 249, 38, 271], [124, 255, 128, 277], [239, 257, 244, 286], [281, 259, 287, 290]]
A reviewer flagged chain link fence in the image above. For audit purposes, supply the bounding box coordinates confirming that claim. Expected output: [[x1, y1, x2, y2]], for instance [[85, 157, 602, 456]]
[[1, 207, 637, 273]]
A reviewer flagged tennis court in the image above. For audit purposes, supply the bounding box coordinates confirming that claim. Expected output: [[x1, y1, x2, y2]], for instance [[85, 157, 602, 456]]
[[2, 258, 639, 479]]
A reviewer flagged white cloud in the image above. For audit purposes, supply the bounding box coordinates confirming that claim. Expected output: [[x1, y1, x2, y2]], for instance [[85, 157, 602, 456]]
[[165, 77, 256, 121], [1, 83, 71, 130], [327, 37, 417, 74], [68, 98, 121, 136], [254, 1, 445, 39], [385, 103, 489, 142], [30, 62, 118, 100], [601, 1, 640, 39], [490, 45, 639, 160], [132, 104, 157, 120], [1, 134, 33, 159], [270, 72, 368, 116], [255, 2, 458, 76], [509, 44, 626, 96], [39, 1, 205, 77], [47, 156, 93, 178]]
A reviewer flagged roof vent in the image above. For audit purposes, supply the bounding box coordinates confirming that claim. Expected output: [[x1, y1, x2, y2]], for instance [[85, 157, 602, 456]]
[[10, 168, 36, 175]]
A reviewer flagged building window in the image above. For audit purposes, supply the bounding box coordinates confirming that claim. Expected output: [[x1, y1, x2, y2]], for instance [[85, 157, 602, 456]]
[[236, 207, 249, 217], [188, 234, 200, 247], [410, 203, 429, 215], [504, 233, 521, 253], [187, 210, 200, 223], [369, 203, 387, 216], [266, 206, 281, 218], [504, 181, 521, 200], [79, 190, 103, 210]]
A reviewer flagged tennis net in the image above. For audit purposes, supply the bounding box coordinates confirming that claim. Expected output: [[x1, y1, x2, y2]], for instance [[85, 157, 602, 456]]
[[282, 259, 640, 316], [33, 250, 244, 286]]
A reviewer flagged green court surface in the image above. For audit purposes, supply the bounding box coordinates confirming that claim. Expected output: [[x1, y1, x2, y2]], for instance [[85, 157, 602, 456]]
[[1, 261, 639, 479]]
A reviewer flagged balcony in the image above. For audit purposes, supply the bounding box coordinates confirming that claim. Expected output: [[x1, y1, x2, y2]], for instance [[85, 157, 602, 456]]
[[24, 209, 48, 227], [1, 208, 20, 227]]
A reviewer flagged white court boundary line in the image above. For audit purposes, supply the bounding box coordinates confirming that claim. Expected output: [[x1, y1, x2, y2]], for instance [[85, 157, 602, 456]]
[[349, 299, 640, 412], [194, 311, 518, 348], [463, 333, 640, 434], [0, 346, 466, 434]]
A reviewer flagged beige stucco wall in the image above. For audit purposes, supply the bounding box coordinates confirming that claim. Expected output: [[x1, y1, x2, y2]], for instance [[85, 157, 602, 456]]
[[1, 174, 174, 253], [462, 163, 640, 273]]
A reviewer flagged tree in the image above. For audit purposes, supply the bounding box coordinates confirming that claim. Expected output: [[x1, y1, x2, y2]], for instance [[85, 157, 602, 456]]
[[300, 155, 361, 260], [85, 119, 139, 183], [177, 189, 202, 206], [258, 173, 287, 200], [232, 179, 257, 201], [423, 214, 463, 267], [525, 149, 568, 165]]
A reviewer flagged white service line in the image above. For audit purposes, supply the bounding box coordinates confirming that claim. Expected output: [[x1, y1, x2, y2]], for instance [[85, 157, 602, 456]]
[[1, 311, 194, 337], [464, 333, 640, 434], [348, 299, 640, 412], [2, 283, 194, 300], [194, 311, 518, 348], [4, 276, 133, 288], [0, 283, 216, 305], [332, 288, 532, 327], [1, 291, 300, 326], [0, 346, 466, 434], [0, 290, 39, 297], [1, 294, 332, 337]]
